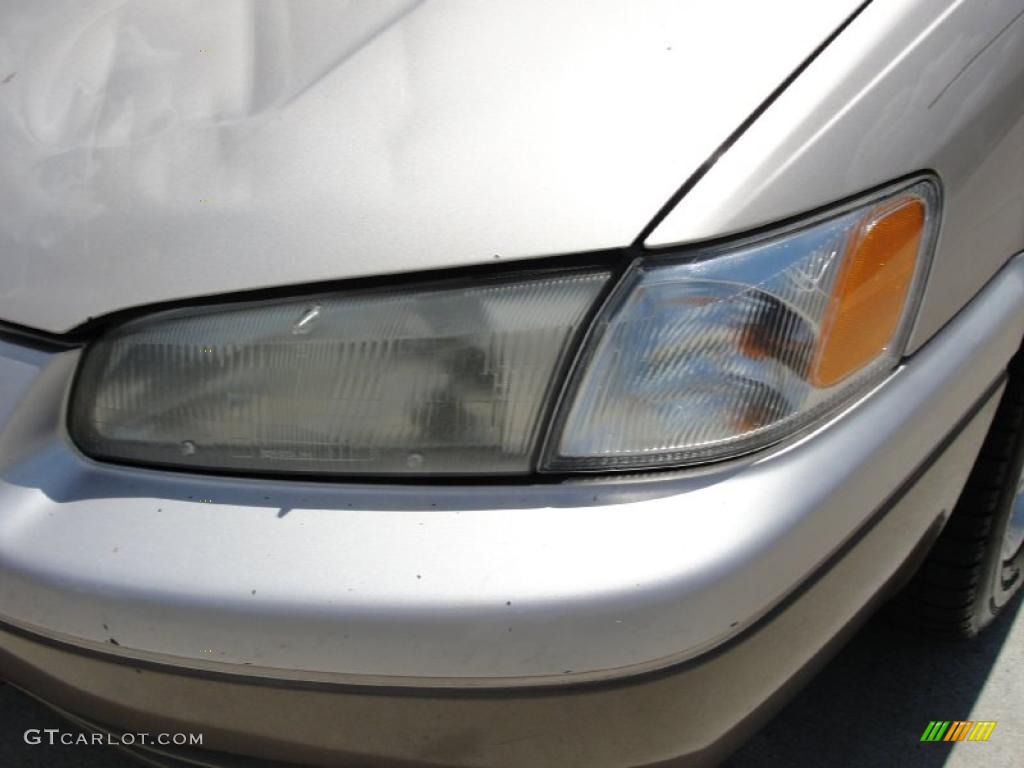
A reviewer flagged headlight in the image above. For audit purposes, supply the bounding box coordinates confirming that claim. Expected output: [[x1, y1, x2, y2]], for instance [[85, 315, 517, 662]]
[[544, 179, 939, 470], [70, 178, 938, 477], [70, 271, 610, 476]]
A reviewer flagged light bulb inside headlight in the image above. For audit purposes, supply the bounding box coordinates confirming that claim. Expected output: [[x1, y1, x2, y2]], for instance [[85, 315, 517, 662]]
[[544, 179, 938, 471]]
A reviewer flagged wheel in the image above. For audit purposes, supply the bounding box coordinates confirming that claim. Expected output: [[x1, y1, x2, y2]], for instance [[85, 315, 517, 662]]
[[894, 346, 1024, 636]]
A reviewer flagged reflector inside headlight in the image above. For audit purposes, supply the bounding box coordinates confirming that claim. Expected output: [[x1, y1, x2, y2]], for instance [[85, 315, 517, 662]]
[[70, 271, 609, 475], [545, 180, 938, 470]]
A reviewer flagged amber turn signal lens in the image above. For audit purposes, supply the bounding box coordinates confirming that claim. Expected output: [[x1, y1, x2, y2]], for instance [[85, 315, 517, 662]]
[[811, 196, 926, 387], [549, 179, 937, 471]]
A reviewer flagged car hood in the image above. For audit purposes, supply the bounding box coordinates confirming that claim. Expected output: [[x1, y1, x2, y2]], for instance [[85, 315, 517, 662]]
[[0, 0, 861, 333]]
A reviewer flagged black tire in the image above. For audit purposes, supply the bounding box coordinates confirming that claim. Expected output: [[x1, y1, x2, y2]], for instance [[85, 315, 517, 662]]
[[893, 347, 1024, 637]]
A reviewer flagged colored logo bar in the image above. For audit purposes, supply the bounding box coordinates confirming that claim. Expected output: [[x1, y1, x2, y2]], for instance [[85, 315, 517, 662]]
[[920, 721, 997, 742]]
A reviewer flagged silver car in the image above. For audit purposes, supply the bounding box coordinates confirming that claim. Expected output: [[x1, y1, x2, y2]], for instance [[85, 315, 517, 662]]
[[1, 1, 1023, 766]]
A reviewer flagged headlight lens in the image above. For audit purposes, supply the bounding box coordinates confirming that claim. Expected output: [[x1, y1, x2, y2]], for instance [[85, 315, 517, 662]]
[[70, 271, 609, 476], [544, 180, 938, 470], [69, 179, 938, 477]]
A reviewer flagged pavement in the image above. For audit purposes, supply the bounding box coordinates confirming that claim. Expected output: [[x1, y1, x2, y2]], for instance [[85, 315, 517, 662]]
[[724, 591, 1023, 768], [1, 592, 1021, 767]]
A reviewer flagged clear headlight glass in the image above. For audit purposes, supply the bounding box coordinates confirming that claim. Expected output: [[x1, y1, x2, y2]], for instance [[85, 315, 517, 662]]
[[70, 180, 938, 478], [544, 180, 939, 470], [70, 271, 609, 476]]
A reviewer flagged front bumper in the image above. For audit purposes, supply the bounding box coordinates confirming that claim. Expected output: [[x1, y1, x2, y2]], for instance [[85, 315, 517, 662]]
[[1, 255, 1023, 766], [0, 390, 1004, 767]]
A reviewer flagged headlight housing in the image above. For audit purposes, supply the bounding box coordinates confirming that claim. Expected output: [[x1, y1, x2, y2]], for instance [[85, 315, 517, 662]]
[[70, 178, 939, 477], [70, 271, 611, 476]]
